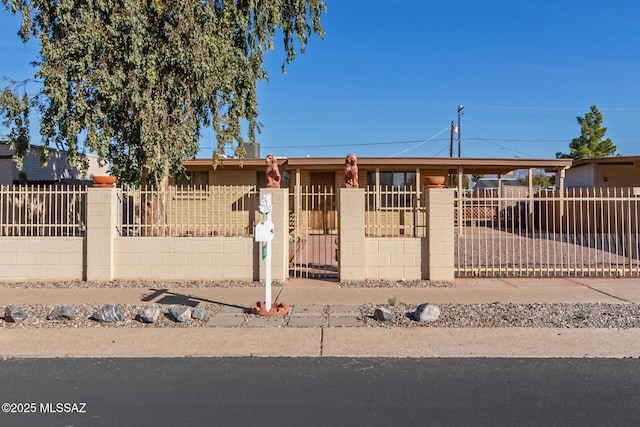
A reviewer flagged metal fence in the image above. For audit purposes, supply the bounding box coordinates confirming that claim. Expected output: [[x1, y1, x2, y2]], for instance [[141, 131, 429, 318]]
[[118, 185, 259, 237], [289, 185, 338, 279], [364, 186, 427, 237], [0, 185, 87, 237], [455, 187, 640, 277]]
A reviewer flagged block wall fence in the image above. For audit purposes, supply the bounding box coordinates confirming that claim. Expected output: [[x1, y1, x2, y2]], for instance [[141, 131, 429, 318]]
[[0, 187, 454, 283]]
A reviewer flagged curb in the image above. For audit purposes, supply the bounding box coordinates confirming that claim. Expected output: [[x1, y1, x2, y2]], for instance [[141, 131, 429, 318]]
[[2, 327, 640, 359]]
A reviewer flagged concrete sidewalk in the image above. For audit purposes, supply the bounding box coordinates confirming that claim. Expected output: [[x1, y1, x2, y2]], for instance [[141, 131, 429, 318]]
[[1, 277, 640, 359], [2, 277, 640, 306]]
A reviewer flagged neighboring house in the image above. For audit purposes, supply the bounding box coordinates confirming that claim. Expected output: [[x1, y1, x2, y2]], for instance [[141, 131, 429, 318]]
[[0, 141, 109, 185], [564, 156, 640, 189], [472, 177, 523, 191]]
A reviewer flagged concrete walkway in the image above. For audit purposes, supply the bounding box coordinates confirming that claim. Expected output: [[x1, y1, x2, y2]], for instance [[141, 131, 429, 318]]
[[2, 277, 640, 358]]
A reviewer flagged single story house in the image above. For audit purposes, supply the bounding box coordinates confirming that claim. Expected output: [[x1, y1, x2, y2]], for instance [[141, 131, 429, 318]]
[[177, 156, 572, 236], [181, 156, 573, 191], [0, 141, 108, 185], [564, 156, 640, 189]]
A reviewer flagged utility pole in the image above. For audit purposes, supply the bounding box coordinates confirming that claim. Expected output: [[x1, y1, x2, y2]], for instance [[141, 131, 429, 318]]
[[457, 105, 464, 157], [449, 121, 455, 157]]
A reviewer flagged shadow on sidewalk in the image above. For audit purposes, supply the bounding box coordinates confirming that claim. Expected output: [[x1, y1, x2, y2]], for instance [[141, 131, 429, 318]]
[[141, 289, 250, 311]]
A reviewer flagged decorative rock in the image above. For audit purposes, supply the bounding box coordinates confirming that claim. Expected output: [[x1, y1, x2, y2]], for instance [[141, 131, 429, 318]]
[[47, 306, 77, 321], [414, 303, 441, 322], [169, 306, 192, 323], [90, 304, 125, 323], [191, 309, 210, 321], [373, 307, 393, 321], [5, 305, 28, 322], [136, 306, 161, 324]]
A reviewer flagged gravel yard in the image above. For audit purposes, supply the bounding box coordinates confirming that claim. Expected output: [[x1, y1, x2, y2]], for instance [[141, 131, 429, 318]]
[[1, 303, 221, 329], [2, 301, 640, 329], [1, 280, 639, 329], [360, 302, 640, 329]]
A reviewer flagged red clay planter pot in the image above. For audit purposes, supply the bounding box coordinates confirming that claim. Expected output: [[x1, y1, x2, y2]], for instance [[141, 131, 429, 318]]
[[92, 176, 116, 188], [423, 176, 445, 188]]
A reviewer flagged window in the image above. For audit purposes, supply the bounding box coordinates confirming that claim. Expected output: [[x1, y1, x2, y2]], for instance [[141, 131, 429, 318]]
[[175, 171, 208, 188], [367, 171, 416, 189], [366, 171, 417, 208]]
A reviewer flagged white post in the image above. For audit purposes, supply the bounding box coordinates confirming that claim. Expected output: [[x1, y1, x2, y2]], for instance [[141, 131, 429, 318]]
[[256, 193, 274, 311], [265, 208, 272, 312]]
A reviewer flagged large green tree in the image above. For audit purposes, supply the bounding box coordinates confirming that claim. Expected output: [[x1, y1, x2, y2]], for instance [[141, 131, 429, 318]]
[[0, 0, 325, 185], [556, 105, 617, 159]]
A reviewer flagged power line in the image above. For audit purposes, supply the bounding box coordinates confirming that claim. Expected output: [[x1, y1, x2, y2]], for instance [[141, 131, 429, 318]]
[[466, 105, 640, 113], [464, 129, 543, 158], [258, 104, 640, 118], [198, 135, 580, 152], [390, 127, 450, 157], [200, 138, 450, 151], [465, 137, 569, 142]]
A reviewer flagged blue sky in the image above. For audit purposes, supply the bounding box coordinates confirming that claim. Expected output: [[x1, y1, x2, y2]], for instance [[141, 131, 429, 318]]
[[2, 1, 639, 160]]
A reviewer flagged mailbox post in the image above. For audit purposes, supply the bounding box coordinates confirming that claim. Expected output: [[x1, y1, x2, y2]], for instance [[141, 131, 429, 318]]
[[252, 192, 289, 317], [255, 193, 274, 311]]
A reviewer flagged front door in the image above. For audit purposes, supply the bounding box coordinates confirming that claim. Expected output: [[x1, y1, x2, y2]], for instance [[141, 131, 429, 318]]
[[309, 172, 336, 232]]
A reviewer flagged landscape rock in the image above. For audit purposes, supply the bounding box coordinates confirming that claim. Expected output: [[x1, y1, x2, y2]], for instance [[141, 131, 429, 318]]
[[91, 304, 125, 323], [191, 309, 210, 321], [373, 307, 393, 321], [4, 305, 28, 322], [136, 306, 161, 323], [414, 303, 441, 322], [169, 306, 192, 323], [47, 306, 77, 321]]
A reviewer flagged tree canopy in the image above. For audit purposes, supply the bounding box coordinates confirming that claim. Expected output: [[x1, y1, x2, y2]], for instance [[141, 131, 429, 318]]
[[0, 0, 325, 185], [556, 105, 617, 160], [518, 173, 554, 189]]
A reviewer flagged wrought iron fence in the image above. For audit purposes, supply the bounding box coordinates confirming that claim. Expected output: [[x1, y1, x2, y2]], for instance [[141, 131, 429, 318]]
[[288, 185, 338, 279], [455, 187, 640, 277], [0, 185, 87, 237], [118, 185, 259, 237], [364, 185, 427, 237]]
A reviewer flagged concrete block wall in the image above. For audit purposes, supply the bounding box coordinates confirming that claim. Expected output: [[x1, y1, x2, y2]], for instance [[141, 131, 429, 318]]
[[0, 237, 84, 281], [86, 187, 118, 281], [211, 170, 256, 186], [114, 237, 255, 280], [163, 185, 257, 236], [365, 238, 423, 280], [338, 188, 366, 281], [425, 188, 455, 281], [0, 185, 455, 283]]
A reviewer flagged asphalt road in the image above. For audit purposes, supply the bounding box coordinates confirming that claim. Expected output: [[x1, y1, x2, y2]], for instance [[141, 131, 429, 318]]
[[1, 358, 639, 427]]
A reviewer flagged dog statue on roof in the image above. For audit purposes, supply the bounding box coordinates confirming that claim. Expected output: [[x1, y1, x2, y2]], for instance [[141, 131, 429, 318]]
[[265, 154, 281, 188]]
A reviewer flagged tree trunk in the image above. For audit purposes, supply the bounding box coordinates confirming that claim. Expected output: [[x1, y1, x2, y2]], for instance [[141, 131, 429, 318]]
[[140, 168, 170, 237]]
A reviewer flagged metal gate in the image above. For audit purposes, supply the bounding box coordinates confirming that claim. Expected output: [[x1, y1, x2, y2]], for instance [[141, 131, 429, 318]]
[[289, 185, 338, 280], [455, 187, 640, 277]]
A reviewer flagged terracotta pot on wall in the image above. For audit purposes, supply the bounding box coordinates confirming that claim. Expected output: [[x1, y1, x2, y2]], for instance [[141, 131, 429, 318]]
[[92, 175, 116, 188], [423, 176, 445, 188]]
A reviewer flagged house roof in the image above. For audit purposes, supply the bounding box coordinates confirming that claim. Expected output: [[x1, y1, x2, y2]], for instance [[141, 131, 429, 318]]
[[182, 157, 573, 175], [570, 155, 640, 168]]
